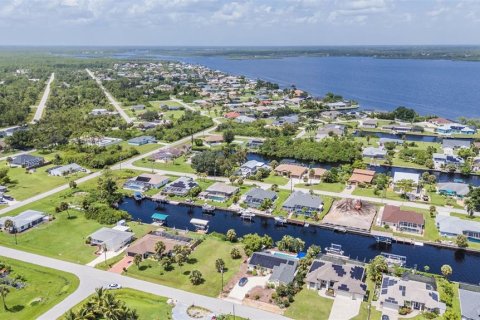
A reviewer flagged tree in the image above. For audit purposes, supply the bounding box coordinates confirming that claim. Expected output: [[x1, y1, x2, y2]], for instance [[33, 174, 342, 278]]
[[242, 233, 273, 256], [215, 258, 226, 273], [69, 180, 77, 189], [230, 247, 241, 259], [161, 256, 174, 271], [59, 201, 71, 219], [189, 270, 203, 285], [133, 254, 142, 269], [441, 264, 453, 279], [269, 160, 279, 169], [276, 235, 305, 253], [429, 205, 437, 218], [394, 179, 415, 196], [0, 285, 10, 311], [424, 265, 430, 272], [456, 235, 469, 248], [465, 187, 480, 216], [226, 229, 237, 242], [4, 219, 17, 245], [223, 130, 235, 144], [306, 245, 321, 259], [368, 255, 388, 284], [154, 241, 166, 260]]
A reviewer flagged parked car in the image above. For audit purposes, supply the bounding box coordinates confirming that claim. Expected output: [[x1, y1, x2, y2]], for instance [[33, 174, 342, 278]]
[[105, 283, 122, 290], [381, 315, 390, 320], [238, 277, 248, 287]]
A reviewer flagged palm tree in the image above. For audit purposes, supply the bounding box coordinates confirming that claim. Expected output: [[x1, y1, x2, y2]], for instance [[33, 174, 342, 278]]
[[0, 285, 10, 311], [441, 264, 453, 279], [102, 243, 108, 266], [59, 201, 70, 219], [4, 219, 16, 245], [154, 241, 166, 260], [133, 254, 142, 269]]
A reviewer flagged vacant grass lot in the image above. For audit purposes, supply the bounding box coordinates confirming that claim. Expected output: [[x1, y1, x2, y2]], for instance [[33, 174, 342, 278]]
[[296, 182, 346, 193], [126, 237, 244, 297], [68, 288, 172, 320], [134, 156, 195, 174], [0, 257, 79, 320], [284, 287, 334, 320]]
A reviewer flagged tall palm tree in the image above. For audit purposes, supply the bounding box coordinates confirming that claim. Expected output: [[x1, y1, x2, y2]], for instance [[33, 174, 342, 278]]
[[4, 219, 16, 245], [0, 284, 10, 311], [154, 241, 166, 260]]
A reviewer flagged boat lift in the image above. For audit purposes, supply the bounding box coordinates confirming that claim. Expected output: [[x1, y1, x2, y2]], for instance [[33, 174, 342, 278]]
[[381, 252, 407, 267]]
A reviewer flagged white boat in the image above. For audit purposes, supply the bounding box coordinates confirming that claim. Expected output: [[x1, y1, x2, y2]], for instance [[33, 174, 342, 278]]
[[274, 216, 287, 224], [240, 210, 255, 219], [413, 241, 424, 246], [202, 203, 215, 213], [325, 243, 345, 256]]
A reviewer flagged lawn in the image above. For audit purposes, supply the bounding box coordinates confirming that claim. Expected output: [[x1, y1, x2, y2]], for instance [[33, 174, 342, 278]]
[[126, 236, 244, 297], [1, 161, 88, 201], [133, 156, 195, 174], [352, 187, 405, 202], [118, 141, 161, 155], [284, 287, 334, 320], [273, 189, 292, 216], [68, 288, 172, 320], [296, 182, 346, 193], [0, 257, 79, 320], [262, 173, 289, 186]]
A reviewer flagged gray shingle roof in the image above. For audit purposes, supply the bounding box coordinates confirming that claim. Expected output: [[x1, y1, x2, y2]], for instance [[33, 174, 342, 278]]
[[283, 191, 323, 210], [245, 188, 277, 201]]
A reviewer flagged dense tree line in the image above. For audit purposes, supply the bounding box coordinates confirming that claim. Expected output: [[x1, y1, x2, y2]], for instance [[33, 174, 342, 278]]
[[258, 136, 362, 163], [191, 145, 247, 176], [102, 77, 171, 105], [147, 110, 213, 142], [217, 120, 295, 138]]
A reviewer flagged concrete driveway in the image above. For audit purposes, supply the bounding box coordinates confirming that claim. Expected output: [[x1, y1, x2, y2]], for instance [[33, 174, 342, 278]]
[[328, 295, 362, 320], [227, 275, 269, 302]]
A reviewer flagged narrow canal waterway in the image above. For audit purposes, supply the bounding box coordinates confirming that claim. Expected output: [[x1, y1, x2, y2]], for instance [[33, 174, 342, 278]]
[[120, 198, 480, 285]]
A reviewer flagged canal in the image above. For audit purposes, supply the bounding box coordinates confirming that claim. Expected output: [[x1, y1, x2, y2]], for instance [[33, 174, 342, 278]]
[[120, 198, 480, 285]]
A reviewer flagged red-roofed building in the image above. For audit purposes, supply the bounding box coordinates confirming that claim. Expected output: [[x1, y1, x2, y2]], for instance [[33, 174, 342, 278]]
[[224, 112, 240, 119], [380, 205, 424, 234], [428, 118, 453, 126]]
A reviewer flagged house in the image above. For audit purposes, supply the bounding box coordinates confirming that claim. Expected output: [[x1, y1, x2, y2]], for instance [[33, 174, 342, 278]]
[[204, 135, 224, 146], [274, 164, 308, 179], [162, 177, 199, 196], [436, 123, 476, 135], [126, 231, 196, 259], [382, 125, 413, 133], [306, 255, 366, 300], [458, 283, 480, 320], [236, 115, 256, 123], [380, 205, 424, 234], [428, 117, 453, 126], [378, 274, 445, 314], [436, 215, 480, 241], [316, 124, 346, 140], [474, 157, 480, 172], [320, 110, 341, 120], [348, 169, 376, 185], [224, 111, 240, 119], [123, 174, 170, 192], [202, 182, 239, 202], [128, 136, 157, 146], [47, 163, 87, 176], [442, 139, 472, 150], [244, 188, 277, 208], [248, 252, 298, 286], [272, 114, 299, 126], [237, 160, 270, 177], [437, 182, 470, 198], [151, 147, 184, 162], [432, 153, 464, 168], [9, 154, 45, 169], [362, 147, 387, 159], [392, 172, 420, 193], [311, 167, 327, 180], [282, 191, 323, 216], [89, 109, 118, 116], [246, 139, 264, 149], [361, 119, 377, 128], [0, 210, 46, 233], [88, 227, 134, 252], [130, 104, 146, 111], [379, 138, 403, 146]]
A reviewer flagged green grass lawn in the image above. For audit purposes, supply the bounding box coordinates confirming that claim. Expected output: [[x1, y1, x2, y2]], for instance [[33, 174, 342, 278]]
[[296, 182, 346, 193], [68, 288, 172, 320], [1, 161, 88, 201], [273, 189, 292, 216], [133, 156, 195, 174], [262, 173, 289, 186], [126, 237, 244, 297], [284, 287, 334, 320], [0, 257, 79, 320], [352, 187, 405, 202]]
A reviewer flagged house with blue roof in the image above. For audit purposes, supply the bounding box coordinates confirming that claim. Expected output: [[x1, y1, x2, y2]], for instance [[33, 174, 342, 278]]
[[128, 136, 157, 146]]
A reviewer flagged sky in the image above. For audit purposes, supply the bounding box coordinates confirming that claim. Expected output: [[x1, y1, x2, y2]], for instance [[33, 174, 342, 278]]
[[0, 0, 479, 46]]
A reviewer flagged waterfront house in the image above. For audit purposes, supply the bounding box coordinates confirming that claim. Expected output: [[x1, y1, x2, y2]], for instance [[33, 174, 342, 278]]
[[306, 254, 366, 300], [126, 231, 196, 260], [348, 169, 375, 185], [274, 164, 308, 179], [378, 274, 445, 314], [243, 188, 277, 208], [379, 138, 403, 146], [380, 205, 424, 234], [382, 124, 413, 133], [458, 283, 480, 320], [88, 227, 134, 252], [162, 177, 199, 196], [361, 119, 377, 128], [236, 115, 256, 123], [320, 111, 341, 120], [246, 139, 264, 149], [128, 135, 157, 146], [392, 172, 420, 193], [435, 123, 476, 135], [47, 163, 87, 176], [248, 252, 298, 286], [442, 139, 471, 150], [0, 210, 47, 233], [362, 146, 387, 159], [272, 114, 299, 126], [428, 118, 453, 126], [237, 160, 270, 177], [224, 111, 240, 119], [150, 147, 185, 162], [9, 154, 45, 169], [282, 191, 323, 216], [204, 134, 224, 146], [316, 124, 346, 140], [311, 167, 327, 180], [436, 215, 480, 241], [437, 182, 470, 198], [123, 173, 169, 192], [202, 182, 239, 202], [473, 157, 480, 172], [432, 153, 464, 169]]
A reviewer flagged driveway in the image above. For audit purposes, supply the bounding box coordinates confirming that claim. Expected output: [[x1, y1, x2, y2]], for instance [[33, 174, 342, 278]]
[[227, 275, 270, 302], [328, 295, 362, 320]]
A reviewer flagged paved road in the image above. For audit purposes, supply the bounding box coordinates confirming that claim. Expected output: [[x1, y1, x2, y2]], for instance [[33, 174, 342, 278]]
[[31, 73, 55, 123], [0, 246, 289, 320], [86, 69, 133, 124]]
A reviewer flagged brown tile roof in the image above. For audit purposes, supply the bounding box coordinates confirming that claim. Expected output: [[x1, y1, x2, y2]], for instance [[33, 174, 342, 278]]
[[381, 205, 424, 225], [274, 164, 308, 177], [312, 168, 327, 177], [224, 112, 240, 119], [348, 169, 376, 183], [204, 134, 224, 143]]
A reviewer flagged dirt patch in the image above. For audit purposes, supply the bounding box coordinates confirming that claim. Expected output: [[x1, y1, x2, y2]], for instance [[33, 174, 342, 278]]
[[247, 285, 275, 304]]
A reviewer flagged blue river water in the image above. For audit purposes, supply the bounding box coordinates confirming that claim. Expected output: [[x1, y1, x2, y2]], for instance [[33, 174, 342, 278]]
[[119, 198, 480, 285], [155, 55, 480, 119]]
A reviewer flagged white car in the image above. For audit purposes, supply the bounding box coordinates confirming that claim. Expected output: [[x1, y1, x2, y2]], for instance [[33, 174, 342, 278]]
[[105, 283, 122, 290]]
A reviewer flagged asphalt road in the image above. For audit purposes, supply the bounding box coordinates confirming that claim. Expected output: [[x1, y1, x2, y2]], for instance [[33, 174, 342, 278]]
[[31, 73, 55, 123]]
